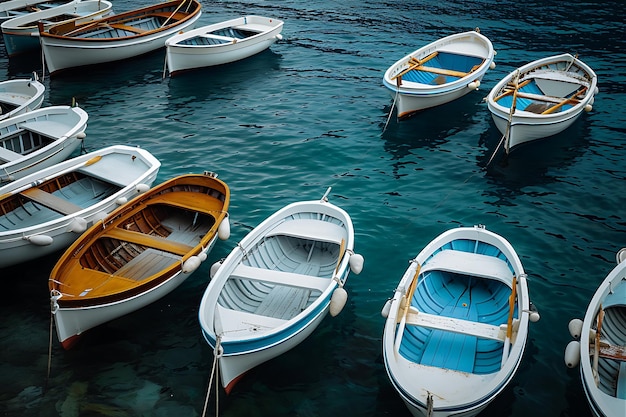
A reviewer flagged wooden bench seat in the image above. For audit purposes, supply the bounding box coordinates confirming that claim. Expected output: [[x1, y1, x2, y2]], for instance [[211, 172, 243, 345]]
[[19, 120, 70, 139], [103, 226, 194, 256], [406, 307, 508, 342], [110, 23, 146, 34], [21, 187, 82, 215], [231, 263, 330, 292]]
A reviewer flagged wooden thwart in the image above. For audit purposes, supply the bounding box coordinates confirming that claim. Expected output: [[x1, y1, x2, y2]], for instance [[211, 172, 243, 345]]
[[597, 343, 626, 362], [392, 52, 439, 80], [103, 227, 194, 256], [21, 187, 82, 215], [405, 308, 508, 342]]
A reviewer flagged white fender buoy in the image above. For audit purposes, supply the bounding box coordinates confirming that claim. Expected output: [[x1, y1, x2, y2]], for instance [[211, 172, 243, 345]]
[[349, 253, 364, 274], [276, 34, 283, 40], [589, 97, 595, 106], [568, 318, 583, 339], [329, 287, 348, 317], [210, 260, 222, 279], [529, 310, 540, 323], [135, 183, 150, 194], [490, 61, 496, 69], [76, 132, 86, 140], [26, 234, 53, 246], [617, 247, 626, 264], [468, 80, 480, 90], [197, 252, 208, 262], [381, 299, 392, 318], [182, 255, 201, 273], [116, 196, 128, 206], [67, 216, 87, 233], [564, 340, 581, 368], [584, 104, 592, 112], [594, 86, 599, 95], [218, 215, 230, 241]]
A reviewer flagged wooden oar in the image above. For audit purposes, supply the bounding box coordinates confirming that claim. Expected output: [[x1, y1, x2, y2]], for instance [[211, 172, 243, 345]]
[[160, 0, 188, 27], [393, 262, 421, 352], [334, 238, 346, 275], [493, 79, 533, 102], [541, 86, 588, 115], [391, 51, 439, 81], [501, 275, 517, 365]]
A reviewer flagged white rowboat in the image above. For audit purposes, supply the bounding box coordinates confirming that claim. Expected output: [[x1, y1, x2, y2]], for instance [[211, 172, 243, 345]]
[[566, 249, 626, 417], [0, 145, 161, 269], [165, 15, 284, 76], [383, 29, 495, 119], [382, 225, 538, 417], [0, 105, 88, 184], [1, 0, 113, 56], [486, 53, 598, 153], [198, 188, 363, 393], [0, 74, 45, 121]]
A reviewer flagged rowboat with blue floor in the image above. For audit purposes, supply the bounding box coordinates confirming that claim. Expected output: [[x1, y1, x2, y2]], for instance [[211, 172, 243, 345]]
[[165, 15, 284, 76], [0, 104, 87, 184], [382, 225, 539, 417], [0, 144, 160, 269], [486, 53, 598, 153], [382, 29, 495, 119], [0, 73, 45, 121], [565, 248, 626, 417], [49, 172, 230, 349], [198, 187, 364, 393], [1, 0, 113, 56], [38, 0, 202, 75]]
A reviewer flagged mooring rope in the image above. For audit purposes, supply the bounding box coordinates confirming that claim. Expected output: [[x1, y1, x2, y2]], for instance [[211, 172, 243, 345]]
[[201, 335, 222, 417], [382, 88, 399, 133], [45, 312, 54, 393]]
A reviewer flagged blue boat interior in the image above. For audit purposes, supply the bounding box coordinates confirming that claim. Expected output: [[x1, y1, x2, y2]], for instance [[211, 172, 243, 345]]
[[179, 28, 258, 46], [399, 239, 516, 375], [496, 80, 575, 113], [402, 52, 484, 85], [596, 279, 626, 398]]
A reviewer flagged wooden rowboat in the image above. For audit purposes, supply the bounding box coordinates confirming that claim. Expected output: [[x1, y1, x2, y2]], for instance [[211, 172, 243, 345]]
[[566, 249, 626, 417], [49, 172, 231, 349], [382, 225, 539, 417], [1, 0, 113, 56], [0, 144, 161, 269], [486, 53, 598, 153], [38, 0, 202, 75], [165, 15, 284, 76], [198, 187, 364, 393], [382, 29, 495, 119]]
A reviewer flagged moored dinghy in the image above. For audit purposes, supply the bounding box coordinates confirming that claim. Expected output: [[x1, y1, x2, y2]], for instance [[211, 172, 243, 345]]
[[0, 145, 161, 269], [49, 172, 231, 349], [383, 29, 495, 119], [0, 104, 88, 184], [165, 15, 284, 76], [1, 0, 113, 56], [0, 0, 78, 22], [198, 187, 364, 393], [38, 0, 202, 75], [565, 249, 626, 417], [0, 73, 45, 121], [382, 225, 539, 417], [486, 53, 598, 153]]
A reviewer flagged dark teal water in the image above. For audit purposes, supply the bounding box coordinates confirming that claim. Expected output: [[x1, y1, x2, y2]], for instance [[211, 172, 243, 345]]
[[1, 1, 625, 416]]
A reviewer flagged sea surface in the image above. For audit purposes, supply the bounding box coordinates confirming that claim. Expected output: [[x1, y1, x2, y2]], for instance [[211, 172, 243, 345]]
[[1, 0, 625, 416]]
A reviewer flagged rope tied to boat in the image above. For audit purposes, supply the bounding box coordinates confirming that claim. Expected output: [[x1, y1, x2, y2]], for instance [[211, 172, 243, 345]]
[[201, 335, 222, 417]]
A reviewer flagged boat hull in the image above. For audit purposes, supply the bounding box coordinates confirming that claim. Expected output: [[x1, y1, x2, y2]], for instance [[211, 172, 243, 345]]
[[383, 30, 495, 119], [1, 0, 113, 56], [53, 235, 218, 349], [486, 53, 598, 152], [0, 76, 45, 121], [0, 105, 88, 184], [383, 226, 530, 417], [39, 0, 202, 74], [0, 145, 161, 268], [578, 259, 626, 417], [165, 15, 283, 75], [199, 193, 359, 392]]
